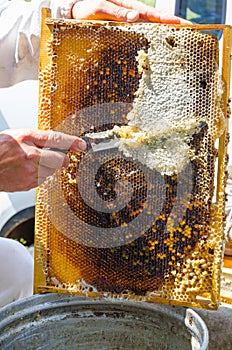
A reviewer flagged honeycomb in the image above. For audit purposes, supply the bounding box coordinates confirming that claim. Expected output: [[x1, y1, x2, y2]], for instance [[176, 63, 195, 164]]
[[34, 9, 232, 309]]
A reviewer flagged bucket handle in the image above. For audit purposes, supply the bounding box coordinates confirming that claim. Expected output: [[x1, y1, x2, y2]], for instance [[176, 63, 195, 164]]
[[185, 308, 209, 350]]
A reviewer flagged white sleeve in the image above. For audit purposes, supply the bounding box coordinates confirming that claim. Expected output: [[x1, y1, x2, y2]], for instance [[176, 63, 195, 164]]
[[0, 0, 76, 88]]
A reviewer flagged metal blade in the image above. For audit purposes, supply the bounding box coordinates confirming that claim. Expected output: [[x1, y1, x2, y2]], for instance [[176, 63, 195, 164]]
[[83, 131, 120, 152]]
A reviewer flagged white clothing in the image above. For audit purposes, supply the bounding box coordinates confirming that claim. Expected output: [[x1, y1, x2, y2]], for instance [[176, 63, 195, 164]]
[[0, 0, 75, 307], [0, 238, 33, 307], [0, 0, 75, 87]]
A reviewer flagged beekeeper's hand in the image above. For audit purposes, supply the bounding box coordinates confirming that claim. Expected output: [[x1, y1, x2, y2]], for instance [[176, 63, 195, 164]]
[[0, 129, 86, 192], [71, 0, 189, 23]]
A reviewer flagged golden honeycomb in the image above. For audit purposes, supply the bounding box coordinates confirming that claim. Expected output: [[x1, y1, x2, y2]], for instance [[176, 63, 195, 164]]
[[34, 9, 232, 309]]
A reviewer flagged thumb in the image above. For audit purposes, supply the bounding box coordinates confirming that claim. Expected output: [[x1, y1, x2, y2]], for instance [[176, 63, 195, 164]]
[[32, 130, 86, 152]]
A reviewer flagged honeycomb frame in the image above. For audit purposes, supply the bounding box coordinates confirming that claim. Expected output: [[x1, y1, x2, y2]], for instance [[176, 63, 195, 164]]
[[34, 8, 232, 310]]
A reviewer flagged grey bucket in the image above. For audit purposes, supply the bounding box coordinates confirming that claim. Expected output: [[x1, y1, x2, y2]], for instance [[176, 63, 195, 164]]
[[0, 293, 208, 350]]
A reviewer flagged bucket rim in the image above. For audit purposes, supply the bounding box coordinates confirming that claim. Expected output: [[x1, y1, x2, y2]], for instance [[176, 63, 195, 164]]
[[0, 293, 208, 350]]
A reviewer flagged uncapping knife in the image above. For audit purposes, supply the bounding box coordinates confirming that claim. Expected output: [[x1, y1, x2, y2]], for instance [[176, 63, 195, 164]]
[[82, 131, 121, 152]]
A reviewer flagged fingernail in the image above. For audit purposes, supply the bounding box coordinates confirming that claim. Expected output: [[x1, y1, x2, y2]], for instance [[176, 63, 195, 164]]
[[77, 140, 87, 151], [126, 10, 139, 22], [180, 18, 191, 24]]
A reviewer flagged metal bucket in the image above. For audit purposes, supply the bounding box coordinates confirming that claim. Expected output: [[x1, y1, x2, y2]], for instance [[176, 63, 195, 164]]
[[0, 293, 208, 350]]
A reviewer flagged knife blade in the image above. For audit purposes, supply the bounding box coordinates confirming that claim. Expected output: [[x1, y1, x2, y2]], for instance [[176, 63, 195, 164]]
[[82, 131, 121, 152]]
